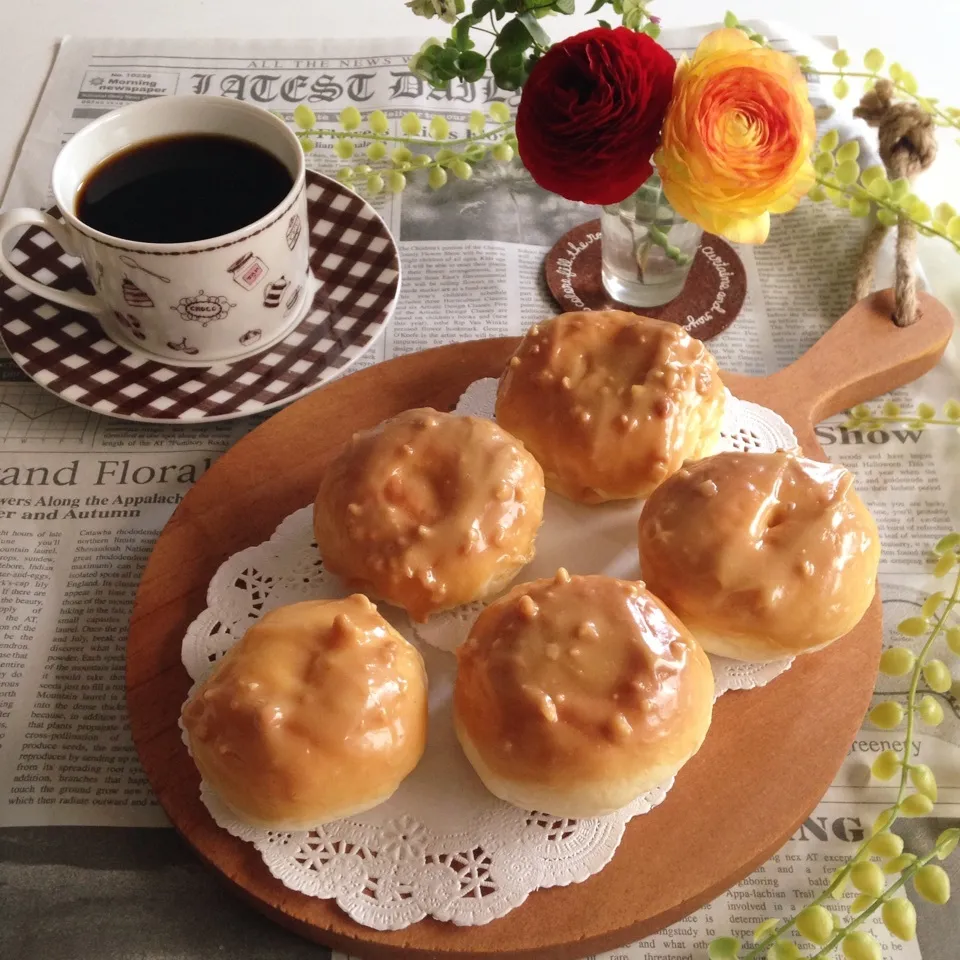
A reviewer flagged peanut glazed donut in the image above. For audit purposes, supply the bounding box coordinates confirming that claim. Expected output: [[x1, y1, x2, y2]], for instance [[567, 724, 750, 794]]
[[314, 408, 545, 622], [181, 596, 428, 829], [454, 571, 715, 818], [638, 451, 881, 662], [495, 310, 725, 503]]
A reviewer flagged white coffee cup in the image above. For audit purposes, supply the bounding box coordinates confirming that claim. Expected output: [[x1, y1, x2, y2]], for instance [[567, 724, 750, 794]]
[[0, 95, 310, 366]]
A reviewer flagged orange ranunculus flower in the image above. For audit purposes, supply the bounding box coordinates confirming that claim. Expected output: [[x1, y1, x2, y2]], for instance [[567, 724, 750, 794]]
[[654, 28, 816, 244]]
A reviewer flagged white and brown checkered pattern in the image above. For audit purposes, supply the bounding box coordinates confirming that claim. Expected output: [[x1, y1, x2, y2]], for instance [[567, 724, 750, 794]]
[[0, 172, 399, 422]]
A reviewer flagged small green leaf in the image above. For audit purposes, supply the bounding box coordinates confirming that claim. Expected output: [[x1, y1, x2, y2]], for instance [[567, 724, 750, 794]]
[[902, 792, 934, 816], [842, 930, 882, 960], [834, 78, 850, 99], [936, 826, 960, 860], [877, 208, 899, 228], [914, 864, 951, 904], [836, 160, 860, 185], [752, 918, 780, 943], [917, 401, 936, 419], [796, 905, 835, 945], [490, 47, 525, 90], [400, 112, 422, 136], [369, 110, 389, 134], [882, 897, 917, 942], [820, 128, 840, 152], [833, 50, 851, 68], [707, 936, 741, 960], [910, 763, 938, 801], [452, 14, 477, 51], [837, 140, 861, 162], [488, 101, 511, 123], [898, 616, 929, 637], [936, 531, 960, 553], [339, 106, 361, 131], [869, 701, 904, 730], [457, 50, 487, 82], [918, 694, 945, 726], [935, 552, 958, 578], [518, 10, 552, 46], [864, 48, 885, 72], [814, 152, 836, 174], [885, 853, 917, 874], [945, 401, 960, 421], [292, 103, 316, 130], [723, 10, 739, 27]]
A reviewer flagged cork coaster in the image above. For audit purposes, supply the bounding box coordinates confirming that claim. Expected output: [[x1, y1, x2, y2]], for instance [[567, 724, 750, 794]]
[[544, 219, 746, 340]]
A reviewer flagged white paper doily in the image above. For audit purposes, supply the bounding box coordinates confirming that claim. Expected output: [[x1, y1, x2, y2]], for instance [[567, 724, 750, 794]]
[[180, 380, 797, 931]]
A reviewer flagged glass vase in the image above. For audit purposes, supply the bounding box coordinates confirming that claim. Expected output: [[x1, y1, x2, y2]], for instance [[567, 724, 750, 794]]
[[600, 173, 703, 308]]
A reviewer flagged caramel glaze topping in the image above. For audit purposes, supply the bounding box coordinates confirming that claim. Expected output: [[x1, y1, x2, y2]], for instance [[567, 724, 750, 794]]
[[455, 573, 714, 786], [638, 451, 881, 656], [494, 311, 725, 503], [181, 597, 427, 827], [314, 408, 545, 622]]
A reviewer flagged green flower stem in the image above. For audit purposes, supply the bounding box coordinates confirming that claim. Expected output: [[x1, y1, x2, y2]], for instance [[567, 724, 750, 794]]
[[847, 415, 960, 428], [808, 848, 941, 959], [294, 121, 514, 149], [896, 567, 960, 820], [810, 67, 960, 130], [743, 562, 960, 960], [813, 173, 960, 254]]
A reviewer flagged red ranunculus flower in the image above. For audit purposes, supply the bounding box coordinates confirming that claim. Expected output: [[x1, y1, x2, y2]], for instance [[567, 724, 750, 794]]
[[515, 27, 677, 206]]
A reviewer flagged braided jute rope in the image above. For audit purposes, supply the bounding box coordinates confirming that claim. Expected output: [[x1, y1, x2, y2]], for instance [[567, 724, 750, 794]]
[[852, 78, 938, 326]]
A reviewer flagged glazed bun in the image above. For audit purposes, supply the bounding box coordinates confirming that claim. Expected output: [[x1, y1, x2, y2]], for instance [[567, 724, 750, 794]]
[[495, 311, 725, 503], [181, 596, 427, 829], [314, 408, 545, 621], [638, 451, 880, 662], [454, 571, 714, 818]]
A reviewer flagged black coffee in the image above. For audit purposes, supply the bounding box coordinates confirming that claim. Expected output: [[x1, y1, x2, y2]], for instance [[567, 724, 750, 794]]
[[76, 134, 293, 243]]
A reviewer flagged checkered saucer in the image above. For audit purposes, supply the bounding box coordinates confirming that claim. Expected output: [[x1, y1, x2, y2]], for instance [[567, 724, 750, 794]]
[[0, 171, 400, 422]]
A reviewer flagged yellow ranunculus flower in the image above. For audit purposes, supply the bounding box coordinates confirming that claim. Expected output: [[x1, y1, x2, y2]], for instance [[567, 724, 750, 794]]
[[654, 28, 816, 244]]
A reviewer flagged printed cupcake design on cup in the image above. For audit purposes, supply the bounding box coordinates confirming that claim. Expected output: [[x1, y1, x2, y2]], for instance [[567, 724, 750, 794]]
[[172, 290, 236, 327], [286, 214, 302, 250], [122, 276, 154, 308], [239, 329, 262, 347], [284, 284, 303, 315], [227, 251, 268, 291], [263, 275, 289, 308], [114, 311, 146, 341], [167, 336, 200, 356]]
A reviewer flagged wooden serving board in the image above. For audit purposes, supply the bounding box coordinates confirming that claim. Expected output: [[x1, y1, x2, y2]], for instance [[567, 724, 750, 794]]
[[127, 289, 953, 960]]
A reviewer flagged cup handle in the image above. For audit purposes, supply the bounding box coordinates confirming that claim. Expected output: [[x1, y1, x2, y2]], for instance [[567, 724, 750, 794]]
[[0, 208, 104, 314]]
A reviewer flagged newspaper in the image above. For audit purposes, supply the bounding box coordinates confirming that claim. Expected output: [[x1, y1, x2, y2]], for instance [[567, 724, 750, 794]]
[[0, 23, 957, 960]]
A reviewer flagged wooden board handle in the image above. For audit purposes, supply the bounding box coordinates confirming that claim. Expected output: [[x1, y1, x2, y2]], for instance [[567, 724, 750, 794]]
[[761, 288, 954, 425]]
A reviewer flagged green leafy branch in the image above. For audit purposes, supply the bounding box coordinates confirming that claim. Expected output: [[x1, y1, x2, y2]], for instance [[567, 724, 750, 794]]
[[807, 132, 960, 252], [289, 103, 515, 196], [406, 0, 659, 90], [845, 399, 960, 431], [710, 531, 960, 960]]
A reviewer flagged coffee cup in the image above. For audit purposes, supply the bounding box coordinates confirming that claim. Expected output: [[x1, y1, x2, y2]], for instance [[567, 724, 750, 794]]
[[0, 95, 311, 366]]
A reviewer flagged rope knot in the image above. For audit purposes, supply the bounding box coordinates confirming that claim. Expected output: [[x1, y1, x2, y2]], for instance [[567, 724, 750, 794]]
[[853, 79, 937, 180], [851, 79, 937, 325]]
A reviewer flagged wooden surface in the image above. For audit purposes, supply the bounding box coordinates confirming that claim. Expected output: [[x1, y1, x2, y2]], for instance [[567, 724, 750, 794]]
[[127, 289, 954, 960]]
